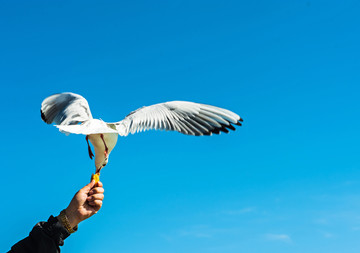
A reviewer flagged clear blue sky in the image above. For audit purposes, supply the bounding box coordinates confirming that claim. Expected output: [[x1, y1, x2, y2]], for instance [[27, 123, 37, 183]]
[[2, 0, 360, 252]]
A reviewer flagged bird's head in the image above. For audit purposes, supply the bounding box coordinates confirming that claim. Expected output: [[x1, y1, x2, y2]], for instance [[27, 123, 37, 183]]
[[95, 156, 109, 174]]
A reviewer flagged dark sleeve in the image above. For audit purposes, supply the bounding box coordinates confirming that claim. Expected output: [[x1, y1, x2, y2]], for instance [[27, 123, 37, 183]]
[[8, 216, 71, 253]]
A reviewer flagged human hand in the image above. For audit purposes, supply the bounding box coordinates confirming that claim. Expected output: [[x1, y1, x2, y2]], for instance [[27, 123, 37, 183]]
[[62, 180, 104, 228]]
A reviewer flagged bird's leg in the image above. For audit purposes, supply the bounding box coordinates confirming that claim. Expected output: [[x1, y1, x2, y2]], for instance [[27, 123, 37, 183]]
[[86, 135, 94, 159], [100, 134, 108, 157]]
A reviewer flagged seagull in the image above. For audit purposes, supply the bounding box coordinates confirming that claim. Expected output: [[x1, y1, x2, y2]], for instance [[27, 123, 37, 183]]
[[40, 92, 243, 178]]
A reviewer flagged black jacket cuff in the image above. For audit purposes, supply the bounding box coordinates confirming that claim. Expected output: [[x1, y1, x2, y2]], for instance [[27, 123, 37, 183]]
[[32, 215, 71, 246]]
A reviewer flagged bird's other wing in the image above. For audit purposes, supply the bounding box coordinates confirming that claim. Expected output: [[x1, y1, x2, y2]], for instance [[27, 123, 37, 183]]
[[114, 101, 243, 136], [41, 92, 93, 125]]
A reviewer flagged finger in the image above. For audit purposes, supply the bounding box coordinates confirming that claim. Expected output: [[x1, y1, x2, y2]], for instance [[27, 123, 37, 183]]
[[88, 200, 103, 210], [87, 194, 104, 201], [80, 180, 95, 193], [89, 187, 104, 195], [97, 181, 103, 187]]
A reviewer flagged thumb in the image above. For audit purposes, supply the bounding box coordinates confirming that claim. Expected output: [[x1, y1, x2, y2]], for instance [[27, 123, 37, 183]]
[[81, 180, 95, 193]]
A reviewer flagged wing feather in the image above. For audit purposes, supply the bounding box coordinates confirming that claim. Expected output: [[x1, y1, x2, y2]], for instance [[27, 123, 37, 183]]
[[41, 92, 92, 125], [115, 101, 243, 136]]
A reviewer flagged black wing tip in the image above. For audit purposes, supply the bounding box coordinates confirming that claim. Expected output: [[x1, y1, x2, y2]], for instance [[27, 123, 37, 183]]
[[206, 120, 243, 135], [235, 119, 243, 126], [41, 109, 53, 124], [226, 124, 236, 131], [211, 128, 221, 134], [180, 116, 244, 136], [220, 125, 229, 133], [40, 109, 48, 123]]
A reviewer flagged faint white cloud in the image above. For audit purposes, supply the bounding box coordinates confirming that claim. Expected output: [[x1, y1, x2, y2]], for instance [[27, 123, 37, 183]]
[[159, 233, 174, 241], [177, 225, 214, 238], [205, 243, 244, 252], [222, 207, 255, 215], [179, 230, 212, 238], [342, 180, 359, 186], [323, 232, 335, 238], [265, 233, 292, 243], [315, 229, 336, 238], [314, 218, 329, 225], [175, 225, 239, 239], [274, 197, 282, 203]]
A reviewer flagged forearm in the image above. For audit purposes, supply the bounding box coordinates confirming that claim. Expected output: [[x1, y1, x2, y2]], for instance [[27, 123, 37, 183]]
[[8, 216, 70, 253], [8, 180, 104, 253]]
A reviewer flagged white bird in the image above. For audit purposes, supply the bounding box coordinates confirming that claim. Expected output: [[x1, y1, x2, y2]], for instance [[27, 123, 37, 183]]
[[41, 92, 243, 177]]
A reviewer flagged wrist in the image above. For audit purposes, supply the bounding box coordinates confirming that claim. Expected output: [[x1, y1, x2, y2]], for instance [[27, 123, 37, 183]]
[[64, 208, 82, 228], [57, 209, 79, 233]]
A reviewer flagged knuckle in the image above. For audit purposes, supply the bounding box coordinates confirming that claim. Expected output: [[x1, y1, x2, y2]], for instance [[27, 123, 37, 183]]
[[93, 188, 104, 194], [94, 194, 104, 200]]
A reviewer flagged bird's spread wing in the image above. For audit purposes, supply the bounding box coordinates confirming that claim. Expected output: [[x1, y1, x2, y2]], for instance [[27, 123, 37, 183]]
[[41, 92, 93, 125], [115, 101, 243, 136]]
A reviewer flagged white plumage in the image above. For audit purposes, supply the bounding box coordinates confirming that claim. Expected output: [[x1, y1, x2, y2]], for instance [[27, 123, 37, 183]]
[[41, 92, 243, 174]]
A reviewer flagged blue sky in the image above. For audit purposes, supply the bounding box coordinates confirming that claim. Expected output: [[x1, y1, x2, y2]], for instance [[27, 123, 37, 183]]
[[2, 0, 360, 252]]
